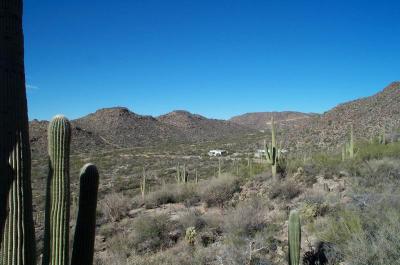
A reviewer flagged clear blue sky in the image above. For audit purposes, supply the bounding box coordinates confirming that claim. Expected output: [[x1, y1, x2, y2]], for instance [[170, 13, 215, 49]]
[[24, 0, 400, 121]]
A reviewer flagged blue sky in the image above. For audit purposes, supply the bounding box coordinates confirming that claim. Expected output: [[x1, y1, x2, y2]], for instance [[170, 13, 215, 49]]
[[24, 0, 400, 120]]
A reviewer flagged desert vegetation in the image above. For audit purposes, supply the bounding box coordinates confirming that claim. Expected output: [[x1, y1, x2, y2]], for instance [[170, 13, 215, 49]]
[[2, 1, 400, 265]]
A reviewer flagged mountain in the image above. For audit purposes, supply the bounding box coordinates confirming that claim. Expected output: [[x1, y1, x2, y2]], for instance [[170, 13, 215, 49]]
[[30, 107, 254, 156], [158, 110, 253, 141], [73, 107, 188, 147], [230, 111, 318, 130], [284, 82, 400, 150]]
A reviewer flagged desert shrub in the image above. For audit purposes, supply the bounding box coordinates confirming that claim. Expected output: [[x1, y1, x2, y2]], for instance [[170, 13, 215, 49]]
[[144, 188, 176, 209], [300, 192, 332, 222], [95, 251, 128, 265], [100, 193, 131, 222], [314, 200, 400, 265], [144, 183, 199, 209], [357, 141, 400, 160], [268, 180, 301, 201], [351, 158, 400, 192], [199, 174, 241, 207], [224, 197, 267, 238], [132, 214, 177, 253], [314, 210, 363, 249], [127, 244, 217, 265], [179, 209, 206, 231]]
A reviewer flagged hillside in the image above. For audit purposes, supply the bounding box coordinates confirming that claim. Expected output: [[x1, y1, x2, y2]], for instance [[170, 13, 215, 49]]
[[30, 108, 254, 157], [285, 82, 400, 150], [158, 110, 253, 141], [230, 111, 317, 130]]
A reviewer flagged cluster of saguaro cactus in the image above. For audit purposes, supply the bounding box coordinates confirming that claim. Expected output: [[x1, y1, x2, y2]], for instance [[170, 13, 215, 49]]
[[288, 210, 301, 265], [265, 117, 284, 179], [176, 163, 188, 184], [0, 5, 101, 261], [42, 116, 100, 265]]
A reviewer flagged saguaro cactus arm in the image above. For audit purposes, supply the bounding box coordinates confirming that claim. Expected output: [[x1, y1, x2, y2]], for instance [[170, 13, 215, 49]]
[[288, 210, 301, 265], [71, 164, 100, 265], [42, 115, 71, 265]]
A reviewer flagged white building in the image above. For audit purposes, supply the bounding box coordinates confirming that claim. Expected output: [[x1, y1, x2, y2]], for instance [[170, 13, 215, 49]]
[[208, 150, 227, 157]]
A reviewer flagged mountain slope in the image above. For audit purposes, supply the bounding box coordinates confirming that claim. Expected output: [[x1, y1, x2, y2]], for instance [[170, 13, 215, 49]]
[[73, 107, 188, 148], [30, 108, 254, 156], [230, 111, 317, 130], [285, 82, 400, 150], [157, 110, 253, 141]]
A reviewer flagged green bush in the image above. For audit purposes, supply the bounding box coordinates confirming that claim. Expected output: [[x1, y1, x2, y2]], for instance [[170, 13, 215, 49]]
[[199, 174, 241, 207], [268, 180, 302, 201], [132, 214, 176, 253], [144, 183, 199, 209], [224, 197, 267, 238]]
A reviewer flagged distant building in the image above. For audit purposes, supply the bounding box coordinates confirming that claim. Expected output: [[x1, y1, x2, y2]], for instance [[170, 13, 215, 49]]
[[208, 150, 227, 157], [254, 148, 288, 158], [254, 149, 266, 158]]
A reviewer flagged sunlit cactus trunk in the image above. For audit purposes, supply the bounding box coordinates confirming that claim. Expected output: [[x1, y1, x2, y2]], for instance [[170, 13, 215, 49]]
[[42, 116, 71, 265], [288, 210, 301, 265], [0, 0, 36, 264]]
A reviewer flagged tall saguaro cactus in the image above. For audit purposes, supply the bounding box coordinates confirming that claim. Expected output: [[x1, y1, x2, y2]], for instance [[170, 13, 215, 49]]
[[288, 210, 301, 265], [0, 0, 36, 264], [43, 116, 72, 265], [266, 117, 281, 180], [71, 164, 100, 265]]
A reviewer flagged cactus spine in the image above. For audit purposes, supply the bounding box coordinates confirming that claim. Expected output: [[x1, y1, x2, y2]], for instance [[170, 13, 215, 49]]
[[43, 115, 71, 265], [288, 210, 301, 265], [0, 0, 36, 263], [71, 164, 100, 265]]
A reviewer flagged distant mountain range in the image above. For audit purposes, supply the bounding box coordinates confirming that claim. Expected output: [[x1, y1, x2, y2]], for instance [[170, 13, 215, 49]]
[[29, 108, 254, 156], [29, 82, 400, 156]]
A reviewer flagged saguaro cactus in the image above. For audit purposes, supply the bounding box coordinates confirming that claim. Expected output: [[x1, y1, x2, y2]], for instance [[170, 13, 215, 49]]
[[288, 210, 301, 265], [71, 164, 100, 265], [348, 124, 354, 159], [0, 0, 36, 264], [141, 167, 146, 199], [265, 117, 282, 180], [42, 115, 72, 265], [343, 124, 355, 160]]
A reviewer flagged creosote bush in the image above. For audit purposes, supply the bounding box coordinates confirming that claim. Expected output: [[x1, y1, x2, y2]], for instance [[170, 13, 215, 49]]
[[144, 183, 199, 209], [268, 180, 302, 201], [100, 193, 131, 222], [199, 174, 241, 207], [132, 213, 176, 253], [224, 197, 267, 238]]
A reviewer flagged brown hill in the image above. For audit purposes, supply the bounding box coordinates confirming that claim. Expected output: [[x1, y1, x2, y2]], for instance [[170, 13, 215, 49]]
[[285, 82, 400, 150], [230, 111, 317, 130], [30, 108, 254, 157], [157, 110, 253, 141], [73, 107, 188, 148]]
